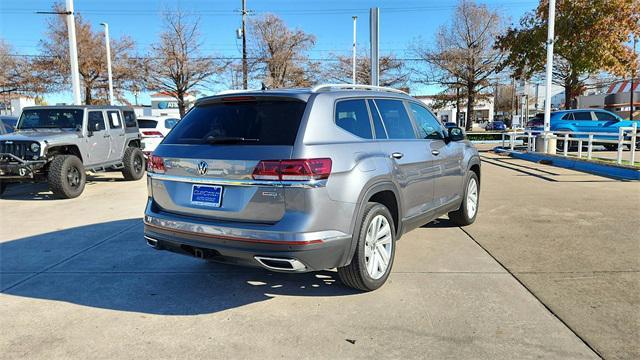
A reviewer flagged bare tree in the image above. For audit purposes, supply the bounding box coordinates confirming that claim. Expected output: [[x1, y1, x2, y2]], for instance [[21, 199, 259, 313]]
[[250, 14, 317, 88], [413, 0, 503, 130], [146, 10, 221, 117], [0, 39, 49, 95], [323, 52, 408, 87], [38, 4, 141, 104]]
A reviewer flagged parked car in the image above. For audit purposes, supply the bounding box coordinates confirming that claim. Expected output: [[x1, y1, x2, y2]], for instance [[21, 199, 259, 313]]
[[485, 121, 506, 131], [444, 122, 458, 128], [137, 116, 180, 156], [0, 106, 145, 198], [144, 84, 481, 291], [0, 116, 18, 133], [526, 109, 640, 150]]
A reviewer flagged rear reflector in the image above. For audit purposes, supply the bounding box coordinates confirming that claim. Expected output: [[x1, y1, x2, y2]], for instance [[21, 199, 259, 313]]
[[142, 131, 164, 137], [252, 158, 332, 181], [147, 155, 165, 173]]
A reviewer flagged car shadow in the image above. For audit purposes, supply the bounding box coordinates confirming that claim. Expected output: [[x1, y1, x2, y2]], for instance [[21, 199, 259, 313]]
[[0, 218, 359, 315], [0, 174, 131, 201], [420, 218, 459, 229]]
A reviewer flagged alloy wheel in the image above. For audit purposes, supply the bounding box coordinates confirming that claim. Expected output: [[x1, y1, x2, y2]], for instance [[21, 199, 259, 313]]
[[364, 214, 393, 280]]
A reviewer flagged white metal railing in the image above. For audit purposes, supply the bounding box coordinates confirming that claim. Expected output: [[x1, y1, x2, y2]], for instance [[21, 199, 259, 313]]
[[500, 123, 638, 165]]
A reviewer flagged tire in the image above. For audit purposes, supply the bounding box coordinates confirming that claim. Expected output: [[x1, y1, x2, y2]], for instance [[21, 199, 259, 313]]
[[121, 147, 145, 181], [449, 172, 479, 226], [338, 202, 396, 291], [0, 180, 6, 196], [604, 144, 619, 151], [48, 155, 86, 199]]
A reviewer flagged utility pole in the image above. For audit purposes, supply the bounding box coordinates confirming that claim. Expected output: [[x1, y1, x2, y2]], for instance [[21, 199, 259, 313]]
[[66, 0, 81, 104], [352, 16, 357, 85], [369, 8, 379, 86], [542, 0, 556, 153], [241, 0, 248, 90], [100, 23, 114, 105]]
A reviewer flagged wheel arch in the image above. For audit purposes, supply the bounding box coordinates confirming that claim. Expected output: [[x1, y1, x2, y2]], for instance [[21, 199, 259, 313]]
[[340, 181, 403, 267], [45, 144, 83, 163]]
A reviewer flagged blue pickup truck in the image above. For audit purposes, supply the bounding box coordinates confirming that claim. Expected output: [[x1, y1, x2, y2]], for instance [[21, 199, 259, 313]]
[[526, 109, 639, 150]]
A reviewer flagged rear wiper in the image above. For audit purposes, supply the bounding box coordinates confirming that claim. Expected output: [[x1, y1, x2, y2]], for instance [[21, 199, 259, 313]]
[[205, 136, 259, 144]]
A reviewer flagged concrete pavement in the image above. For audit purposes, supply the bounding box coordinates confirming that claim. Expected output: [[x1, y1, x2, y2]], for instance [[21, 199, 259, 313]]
[[471, 152, 639, 359], [0, 172, 600, 359]]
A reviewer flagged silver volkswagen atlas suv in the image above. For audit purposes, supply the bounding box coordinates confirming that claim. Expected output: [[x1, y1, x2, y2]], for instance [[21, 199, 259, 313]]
[[143, 84, 481, 291]]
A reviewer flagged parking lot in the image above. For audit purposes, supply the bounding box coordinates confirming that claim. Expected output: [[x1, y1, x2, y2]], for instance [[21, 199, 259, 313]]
[[1, 152, 638, 359]]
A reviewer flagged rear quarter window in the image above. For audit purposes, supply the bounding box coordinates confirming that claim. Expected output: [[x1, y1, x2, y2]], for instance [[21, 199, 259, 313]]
[[123, 111, 138, 128], [163, 99, 307, 146], [335, 99, 373, 139]]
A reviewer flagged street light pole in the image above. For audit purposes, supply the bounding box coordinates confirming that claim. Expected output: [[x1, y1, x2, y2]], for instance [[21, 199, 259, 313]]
[[630, 35, 637, 120], [542, 0, 556, 153], [100, 23, 114, 105], [352, 16, 357, 85], [370, 8, 379, 86], [66, 0, 81, 105]]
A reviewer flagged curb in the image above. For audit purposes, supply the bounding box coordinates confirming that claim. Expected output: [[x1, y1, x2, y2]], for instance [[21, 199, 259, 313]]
[[494, 148, 640, 180]]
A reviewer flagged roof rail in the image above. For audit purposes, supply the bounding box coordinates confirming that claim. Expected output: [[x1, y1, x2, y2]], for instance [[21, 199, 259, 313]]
[[310, 83, 408, 95]]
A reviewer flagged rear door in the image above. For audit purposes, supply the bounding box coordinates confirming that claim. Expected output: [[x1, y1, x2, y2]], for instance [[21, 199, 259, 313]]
[[408, 102, 463, 207], [106, 110, 126, 162], [85, 111, 110, 165], [149, 97, 307, 223], [372, 98, 438, 220]]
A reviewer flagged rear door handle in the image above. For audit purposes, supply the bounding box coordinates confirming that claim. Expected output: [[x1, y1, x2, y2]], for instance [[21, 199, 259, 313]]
[[391, 152, 403, 159], [431, 150, 440, 156]]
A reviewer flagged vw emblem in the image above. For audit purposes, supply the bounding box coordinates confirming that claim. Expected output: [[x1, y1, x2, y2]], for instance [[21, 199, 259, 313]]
[[197, 161, 208, 175]]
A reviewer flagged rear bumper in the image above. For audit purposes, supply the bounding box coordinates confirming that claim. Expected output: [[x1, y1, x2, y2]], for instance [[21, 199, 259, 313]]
[[143, 200, 352, 272]]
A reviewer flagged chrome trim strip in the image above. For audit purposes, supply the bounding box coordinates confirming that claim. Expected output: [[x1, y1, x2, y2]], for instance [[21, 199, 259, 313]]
[[147, 172, 327, 188]]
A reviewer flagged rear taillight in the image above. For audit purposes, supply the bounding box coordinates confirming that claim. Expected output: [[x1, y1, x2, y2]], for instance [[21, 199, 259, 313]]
[[252, 158, 332, 181], [147, 155, 165, 174], [142, 131, 164, 137]]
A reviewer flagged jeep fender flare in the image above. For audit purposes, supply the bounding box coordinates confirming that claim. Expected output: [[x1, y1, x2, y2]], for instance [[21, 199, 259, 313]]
[[45, 144, 83, 162], [339, 180, 403, 267]]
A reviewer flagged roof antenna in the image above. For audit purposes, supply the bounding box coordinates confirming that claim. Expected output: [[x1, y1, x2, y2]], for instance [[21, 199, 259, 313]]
[[261, 82, 268, 91]]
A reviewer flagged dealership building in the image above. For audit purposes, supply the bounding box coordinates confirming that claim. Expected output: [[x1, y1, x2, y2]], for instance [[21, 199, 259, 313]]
[[149, 91, 195, 117]]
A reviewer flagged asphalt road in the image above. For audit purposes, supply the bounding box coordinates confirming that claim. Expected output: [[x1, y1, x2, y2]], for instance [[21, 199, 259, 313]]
[[0, 156, 636, 359]]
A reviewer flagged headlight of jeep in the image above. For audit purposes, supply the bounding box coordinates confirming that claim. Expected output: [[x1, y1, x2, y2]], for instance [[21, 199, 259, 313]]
[[30, 143, 41, 153]]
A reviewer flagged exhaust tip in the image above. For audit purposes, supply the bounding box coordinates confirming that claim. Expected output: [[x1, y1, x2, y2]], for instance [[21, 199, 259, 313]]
[[254, 256, 306, 272], [144, 236, 160, 249]]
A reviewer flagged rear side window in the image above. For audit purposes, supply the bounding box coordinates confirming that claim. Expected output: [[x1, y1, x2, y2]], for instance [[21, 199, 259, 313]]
[[164, 99, 307, 145], [137, 119, 158, 129], [107, 111, 122, 129], [409, 102, 444, 140], [335, 100, 373, 139], [374, 99, 416, 139], [573, 112, 593, 120], [562, 113, 574, 120], [595, 112, 617, 121], [367, 99, 387, 139], [87, 111, 106, 131], [123, 111, 137, 128]]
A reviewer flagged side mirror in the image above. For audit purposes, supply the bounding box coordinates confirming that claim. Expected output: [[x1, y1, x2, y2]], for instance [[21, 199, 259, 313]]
[[447, 127, 465, 142]]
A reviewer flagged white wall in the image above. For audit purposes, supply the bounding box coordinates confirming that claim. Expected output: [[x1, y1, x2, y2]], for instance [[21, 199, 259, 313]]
[[11, 97, 35, 117]]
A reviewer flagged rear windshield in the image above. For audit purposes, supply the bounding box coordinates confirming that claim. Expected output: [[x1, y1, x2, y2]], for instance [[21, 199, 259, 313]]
[[18, 109, 84, 129], [163, 99, 307, 145], [137, 119, 158, 128]]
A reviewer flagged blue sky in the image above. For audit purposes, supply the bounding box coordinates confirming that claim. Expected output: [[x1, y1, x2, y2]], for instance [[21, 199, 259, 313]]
[[1, 0, 537, 105]]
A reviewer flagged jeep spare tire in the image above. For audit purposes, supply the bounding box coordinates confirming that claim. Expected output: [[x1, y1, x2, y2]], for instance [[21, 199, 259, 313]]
[[122, 147, 145, 181], [48, 155, 86, 199]]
